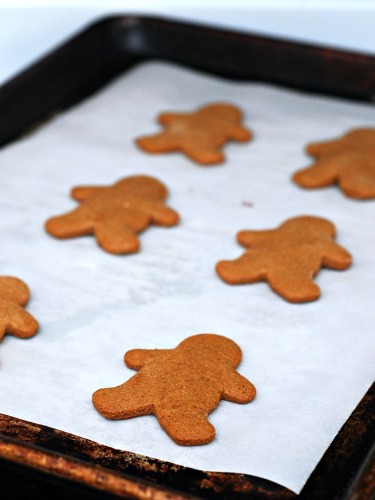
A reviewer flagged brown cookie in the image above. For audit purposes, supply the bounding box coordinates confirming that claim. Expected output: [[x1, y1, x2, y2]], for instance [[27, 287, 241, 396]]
[[216, 216, 352, 303], [0, 276, 39, 340], [135, 103, 252, 165], [45, 175, 180, 254], [293, 128, 375, 199], [92, 333, 256, 446]]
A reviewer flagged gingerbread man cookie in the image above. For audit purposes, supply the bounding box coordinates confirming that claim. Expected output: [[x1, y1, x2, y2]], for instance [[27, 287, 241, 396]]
[[293, 128, 375, 199], [136, 103, 252, 165], [216, 216, 352, 303], [0, 277, 39, 341], [45, 175, 180, 254], [92, 334, 256, 446]]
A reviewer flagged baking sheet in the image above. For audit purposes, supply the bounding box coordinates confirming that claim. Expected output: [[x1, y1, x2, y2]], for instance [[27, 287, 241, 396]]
[[0, 61, 374, 494]]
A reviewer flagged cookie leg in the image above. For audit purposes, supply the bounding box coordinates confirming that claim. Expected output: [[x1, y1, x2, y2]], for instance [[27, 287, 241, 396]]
[[184, 145, 224, 165], [268, 269, 320, 303], [293, 159, 338, 188], [45, 208, 93, 238], [157, 408, 216, 445], [92, 378, 153, 420], [94, 221, 140, 254], [339, 170, 375, 199]]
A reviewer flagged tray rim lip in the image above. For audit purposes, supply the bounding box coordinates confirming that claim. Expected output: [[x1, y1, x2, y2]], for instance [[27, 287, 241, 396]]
[[3, 12, 375, 89], [113, 13, 375, 57], [0, 430, 197, 500], [0, 12, 374, 500], [0, 412, 297, 499], [1, 12, 375, 150], [2, 12, 375, 96]]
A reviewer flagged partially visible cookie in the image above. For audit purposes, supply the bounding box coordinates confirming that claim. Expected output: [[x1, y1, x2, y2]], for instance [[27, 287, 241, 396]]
[[92, 333, 256, 446], [45, 175, 180, 254], [136, 103, 252, 165], [0, 276, 39, 340], [216, 216, 352, 303], [293, 128, 375, 199]]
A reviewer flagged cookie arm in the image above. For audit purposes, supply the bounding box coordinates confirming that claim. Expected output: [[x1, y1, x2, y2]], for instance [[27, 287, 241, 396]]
[[323, 242, 352, 270], [306, 138, 342, 157], [71, 186, 104, 201], [237, 230, 273, 248], [222, 371, 256, 403], [0, 277, 30, 305], [228, 124, 252, 142], [141, 200, 180, 226], [0, 303, 39, 341], [136, 133, 179, 153], [124, 349, 170, 370], [158, 113, 179, 125]]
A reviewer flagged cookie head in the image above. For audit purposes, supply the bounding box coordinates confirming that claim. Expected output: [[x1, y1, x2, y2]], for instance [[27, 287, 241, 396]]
[[178, 333, 243, 368], [197, 103, 243, 123], [278, 215, 336, 242], [113, 175, 169, 200]]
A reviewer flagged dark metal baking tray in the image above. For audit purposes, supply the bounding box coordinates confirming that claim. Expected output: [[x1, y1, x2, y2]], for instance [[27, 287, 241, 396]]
[[0, 15, 374, 499]]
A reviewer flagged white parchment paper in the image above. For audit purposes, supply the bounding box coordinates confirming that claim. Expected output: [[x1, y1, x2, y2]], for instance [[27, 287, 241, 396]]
[[0, 62, 374, 494]]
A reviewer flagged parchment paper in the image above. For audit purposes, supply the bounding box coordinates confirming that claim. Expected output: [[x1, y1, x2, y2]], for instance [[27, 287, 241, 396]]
[[0, 62, 374, 494]]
